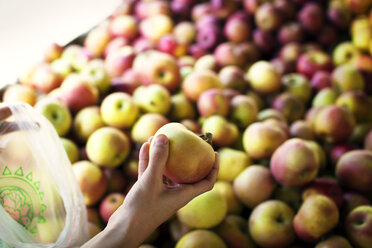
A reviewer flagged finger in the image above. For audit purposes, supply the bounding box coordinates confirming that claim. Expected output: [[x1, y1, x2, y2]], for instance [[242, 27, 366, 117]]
[[0, 106, 11, 121], [148, 136, 153, 143], [148, 134, 169, 179], [138, 142, 150, 179]]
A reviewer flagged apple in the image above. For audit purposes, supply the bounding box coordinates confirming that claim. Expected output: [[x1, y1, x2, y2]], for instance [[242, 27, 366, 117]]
[[218, 66, 247, 92], [168, 93, 195, 121], [216, 215, 256, 248], [365, 129, 372, 151], [278, 22, 304, 45], [182, 70, 223, 102], [86, 127, 131, 168], [327, 4, 352, 29], [177, 189, 227, 229], [213, 181, 244, 215], [314, 105, 355, 143], [175, 230, 227, 248], [271, 93, 305, 123], [336, 150, 372, 193], [2, 84, 37, 106], [246, 61, 282, 95], [214, 42, 248, 68], [330, 143, 356, 165], [180, 119, 202, 134], [345, 205, 372, 248], [279, 42, 303, 63], [224, 11, 251, 43], [249, 200, 296, 248], [169, 218, 191, 242], [100, 92, 139, 129], [35, 98, 72, 136], [243, 122, 287, 160], [30, 63, 64, 93], [194, 54, 218, 72], [275, 0, 296, 21], [351, 122, 372, 145], [132, 50, 181, 92], [109, 15, 138, 40], [332, 42, 360, 66], [84, 27, 111, 58], [332, 64, 365, 93], [255, 3, 282, 32], [234, 165, 275, 208], [217, 147, 251, 182], [197, 89, 230, 118], [133, 84, 171, 115], [111, 69, 142, 95], [253, 29, 275, 55], [80, 59, 111, 94], [258, 109, 287, 123], [346, 0, 372, 14], [139, 14, 173, 42], [131, 113, 169, 144], [104, 37, 129, 58], [282, 73, 312, 103], [229, 95, 258, 129], [189, 44, 208, 59], [311, 71, 332, 92], [289, 120, 315, 140], [99, 193, 125, 223], [60, 137, 79, 163], [86, 207, 102, 228], [342, 192, 371, 219], [210, 0, 238, 19], [134, 0, 171, 20], [297, 2, 324, 33], [132, 37, 156, 53], [297, 51, 333, 79], [104, 46, 135, 78], [104, 168, 126, 193], [294, 194, 339, 243], [157, 34, 188, 58], [150, 123, 215, 184], [315, 235, 352, 248], [88, 222, 102, 238], [273, 186, 302, 211], [317, 25, 338, 47], [201, 115, 239, 147], [72, 160, 107, 206], [305, 140, 327, 172], [271, 138, 319, 187], [312, 88, 338, 107], [302, 177, 344, 208], [123, 157, 139, 180], [58, 73, 99, 113], [270, 57, 295, 75], [335, 90, 372, 123], [73, 106, 105, 142], [43, 42, 63, 62], [196, 25, 222, 51], [173, 21, 197, 45]]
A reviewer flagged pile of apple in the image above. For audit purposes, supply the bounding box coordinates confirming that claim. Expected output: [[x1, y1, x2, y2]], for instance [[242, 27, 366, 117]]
[[2, 0, 372, 247]]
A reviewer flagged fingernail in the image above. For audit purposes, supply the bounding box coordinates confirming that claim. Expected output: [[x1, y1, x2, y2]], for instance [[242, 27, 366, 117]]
[[155, 135, 168, 145]]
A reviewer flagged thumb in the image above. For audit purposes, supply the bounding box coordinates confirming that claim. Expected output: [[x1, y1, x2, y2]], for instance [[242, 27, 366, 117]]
[[148, 134, 169, 179]]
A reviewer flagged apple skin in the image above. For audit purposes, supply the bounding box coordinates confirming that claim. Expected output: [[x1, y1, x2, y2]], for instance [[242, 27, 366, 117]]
[[214, 42, 248, 68], [99, 193, 125, 223], [173, 21, 197, 45], [302, 177, 344, 208], [150, 123, 215, 184], [345, 205, 372, 248], [271, 93, 305, 123], [177, 189, 227, 229], [131, 113, 169, 144], [194, 54, 218, 72], [104, 37, 129, 58], [297, 51, 333, 79], [294, 194, 339, 243], [216, 215, 256, 248], [297, 2, 324, 34], [279, 42, 303, 63], [175, 230, 227, 248], [282, 73, 312, 103], [60, 137, 79, 163], [182, 70, 223, 102], [247, 61, 282, 95], [273, 186, 302, 211], [330, 143, 356, 165], [101, 92, 139, 129], [88, 222, 102, 238], [249, 200, 296, 248], [289, 120, 315, 140], [157, 34, 188, 58], [86, 207, 103, 228], [346, 0, 372, 14], [332, 42, 360, 66], [255, 2, 282, 32], [43, 42, 63, 62], [111, 69, 142, 95], [132, 50, 181, 92], [2, 84, 37, 106], [84, 27, 111, 58], [217, 147, 251, 182], [229, 95, 258, 129], [134, 0, 171, 20], [168, 93, 195, 121], [58, 74, 99, 113], [314, 105, 355, 143], [104, 168, 126, 194], [140, 14, 173, 42], [258, 109, 287, 123], [224, 11, 251, 43], [80, 59, 111, 94], [104, 46, 135, 78], [336, 150, 372, 193], [327, 4, 352, 30], [270, 138, 319, 187], [336, 90, 372, 123], [311, 71, 332, 92], [253, 29, 275, 55], [351, 122, 372, 145], [30, 63, 63, 93], [73, 106, 105, 142], [132, 37, 156, 53], [86, 127, 131, 168], [218, 66, 247, 92], [35, 98, 72, 137], [213, 181, 244, 215], [197, 89, 230, 118], [201, 115, 239, 147], [72, 160, 107, 206], [312, 88, 338, 108], [180, 119, 202, 134], [133, 84, 171, 115], [109, 15, 138, 40], [233, 165, 275, 209], [278, 22, 304, 45], [169, 218, 191, 242], [315, 235, 352, 248], [332, 64, 365, 93], [365, 129, 372, 151], [243, 122, 287, 160], [342, 192, 371, 219]]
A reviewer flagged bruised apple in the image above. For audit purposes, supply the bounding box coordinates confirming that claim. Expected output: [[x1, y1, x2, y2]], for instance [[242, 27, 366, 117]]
[[150, 123, 215, 184]]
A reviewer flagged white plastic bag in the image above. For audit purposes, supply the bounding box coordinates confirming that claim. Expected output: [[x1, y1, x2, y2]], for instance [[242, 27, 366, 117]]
[[0, 102, 89, 248]]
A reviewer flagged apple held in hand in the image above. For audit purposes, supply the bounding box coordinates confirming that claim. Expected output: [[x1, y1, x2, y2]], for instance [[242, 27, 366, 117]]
[[86, 127, 131, 168], [150, 122, 215, 184]]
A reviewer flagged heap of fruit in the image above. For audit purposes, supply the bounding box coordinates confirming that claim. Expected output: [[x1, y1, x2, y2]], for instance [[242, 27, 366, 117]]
[[2, 0, 372, 247]]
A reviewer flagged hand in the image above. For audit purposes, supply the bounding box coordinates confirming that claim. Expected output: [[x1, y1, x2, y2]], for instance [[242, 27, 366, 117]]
[[83, 134, 219, 248]]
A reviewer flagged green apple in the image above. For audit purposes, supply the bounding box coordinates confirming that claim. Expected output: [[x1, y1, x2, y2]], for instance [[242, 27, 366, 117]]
[[131, 113, 169, 144], [60, 137, 79, 163], [217, 148, 251, 182], [213, 181, 244, 215], [73, 106, 105, 142], [133, 84, 171, 115], [81, 59, 111, 94]]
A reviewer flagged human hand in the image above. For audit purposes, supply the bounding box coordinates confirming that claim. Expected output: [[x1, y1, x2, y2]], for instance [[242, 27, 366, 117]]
[[97, 134, 219, 248]]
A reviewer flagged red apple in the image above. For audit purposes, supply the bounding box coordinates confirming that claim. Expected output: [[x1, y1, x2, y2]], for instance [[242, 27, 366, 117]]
[[345, 205, 372, 248], [255, 3, 282, 31], [224, 11, 251, 43], [109, 15, 138, 40], [311, 71, 332, 92], [297, 51, 333, 79], [297, 2, 324, 33], [197, 89, 230, 118], [330, 143, 357, 165], [99, 193, 125, 223], [104, 46, 135, 78], [278, 22, 304, 44]]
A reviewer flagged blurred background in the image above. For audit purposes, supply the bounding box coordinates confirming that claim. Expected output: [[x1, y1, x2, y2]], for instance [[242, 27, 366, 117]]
[[0, 0, 120, 88]]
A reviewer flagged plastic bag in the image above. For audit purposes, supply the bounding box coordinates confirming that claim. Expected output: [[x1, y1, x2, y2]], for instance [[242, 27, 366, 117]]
[[0, 102, 89, 248]]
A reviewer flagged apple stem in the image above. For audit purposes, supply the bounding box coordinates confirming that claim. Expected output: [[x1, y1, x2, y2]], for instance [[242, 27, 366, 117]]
[[199, 133, 213, 146]]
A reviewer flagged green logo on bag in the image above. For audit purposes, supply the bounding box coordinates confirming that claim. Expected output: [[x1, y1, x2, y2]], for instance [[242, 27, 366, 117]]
[[0, 166, 47, 234]]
